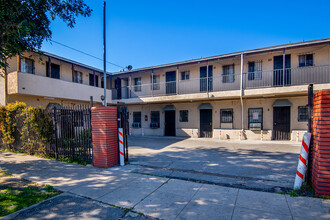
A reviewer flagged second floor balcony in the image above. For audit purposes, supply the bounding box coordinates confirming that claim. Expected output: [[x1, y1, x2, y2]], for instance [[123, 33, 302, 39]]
[[111, 65, 330, 102]]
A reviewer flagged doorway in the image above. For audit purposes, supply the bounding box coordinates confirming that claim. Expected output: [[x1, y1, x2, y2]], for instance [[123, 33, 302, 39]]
[[273, 55, 291, 86], [200, 109, 212, 138], [165, 110, 176, 136], [166, 71, 176, 94], [273, 107, 291, 140]]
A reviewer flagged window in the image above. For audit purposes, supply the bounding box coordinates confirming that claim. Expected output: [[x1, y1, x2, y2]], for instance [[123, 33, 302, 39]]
[[134, 77, 141, 92], [248, 61, 262, 80], [89, 74, 99, 87], [179, 110, 188, 122], [181, 71, 190, 80], [74, 71, 83, 84], [21, 57, 34, 74], [151, 75, 160, 90], [220, 109, 233, 123], [222, 64, 235, 83], [46, 62, 60, 79], [150, 111, 160, 128], [132, 112, 141, 128], [248, 108, 263, 130], [299, 54, 313, 67], [298, 106, 308, 122]]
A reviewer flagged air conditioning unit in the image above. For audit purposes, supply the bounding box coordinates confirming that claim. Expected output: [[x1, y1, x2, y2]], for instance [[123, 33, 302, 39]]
[[132, 122, 141, 128], [150, 122, 159, 129]]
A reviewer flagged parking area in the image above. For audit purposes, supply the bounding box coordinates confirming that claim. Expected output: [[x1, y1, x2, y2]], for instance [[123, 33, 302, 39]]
[[128, 136, 301, 192]]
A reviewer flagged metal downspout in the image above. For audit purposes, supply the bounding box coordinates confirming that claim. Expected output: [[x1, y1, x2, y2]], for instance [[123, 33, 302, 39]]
[[240, 53, 244, 140]]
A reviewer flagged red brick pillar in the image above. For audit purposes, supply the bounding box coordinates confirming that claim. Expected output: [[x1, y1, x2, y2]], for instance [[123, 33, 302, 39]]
[[312, 89, 330, 196], [91, 106, 119, 168]]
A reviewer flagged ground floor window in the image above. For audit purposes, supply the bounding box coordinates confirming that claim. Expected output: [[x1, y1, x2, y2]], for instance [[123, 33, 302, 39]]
[[298, 106, 308, 121], [248, 108, 263, 130], [133, 112, 141, 128], [220, 109, 233, 123], [179, 110, 188, 122], [150, 111, 160, 128]]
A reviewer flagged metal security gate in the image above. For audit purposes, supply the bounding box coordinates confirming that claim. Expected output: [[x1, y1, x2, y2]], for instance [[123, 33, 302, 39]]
[[117, 103, 129, 162], [200, 109, 212, 138], [273, 106, 291, 140], [52, 106, 92, 163]]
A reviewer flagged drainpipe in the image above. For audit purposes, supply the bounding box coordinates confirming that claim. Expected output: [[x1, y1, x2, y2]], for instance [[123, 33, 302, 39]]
[[283, 49, 285, 86], [206, 61, 209, 97], [240, 53, 244, 139]]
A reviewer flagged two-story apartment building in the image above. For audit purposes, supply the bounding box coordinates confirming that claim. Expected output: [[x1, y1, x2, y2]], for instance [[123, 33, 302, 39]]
[[109, 38, 330, 141], [1, 51, 111, 108]]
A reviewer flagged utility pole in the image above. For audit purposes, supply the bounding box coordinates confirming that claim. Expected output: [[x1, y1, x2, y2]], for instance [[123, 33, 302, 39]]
[[103, 1, 107, 106]]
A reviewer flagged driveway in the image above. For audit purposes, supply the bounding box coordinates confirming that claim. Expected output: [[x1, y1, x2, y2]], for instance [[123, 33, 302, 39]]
[[128, 136, 301, 192]]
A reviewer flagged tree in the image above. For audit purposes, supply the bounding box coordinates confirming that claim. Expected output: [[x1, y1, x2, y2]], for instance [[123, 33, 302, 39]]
[[0, 0, 92, 70]]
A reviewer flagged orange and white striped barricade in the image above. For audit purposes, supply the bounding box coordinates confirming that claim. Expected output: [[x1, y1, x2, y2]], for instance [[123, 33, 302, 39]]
[[219, 130, 221, 140], [296, 132, 299, 142], [261, 130, 263, 141], [141, 128, 144, 136], [129, 127, 132, 136], [293, 132, 311, 189], [118, 128, 125, 166]]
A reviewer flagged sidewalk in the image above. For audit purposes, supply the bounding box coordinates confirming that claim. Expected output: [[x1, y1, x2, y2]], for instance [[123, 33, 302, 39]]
[[0, 151, 329, 220]]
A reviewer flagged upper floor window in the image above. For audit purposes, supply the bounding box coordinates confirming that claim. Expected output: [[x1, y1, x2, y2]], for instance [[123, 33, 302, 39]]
[[89, 73, 99, 87], [74, 71, 83, 84], [21, 57, 34, 74], [150, 111, 160, 128], [220, 109, 233, 123], [179, 110, 189, 122], [181, 71, 190, 80], [151, 75, 160, 90], [248, 108, 263, 130], [298, 106, 308, 122], [248, 61, 262, 80], [222, 64, 235, 83], [134, 77, 141, 92], [46, 62, 60, 79], [299, 54, 313, 67]]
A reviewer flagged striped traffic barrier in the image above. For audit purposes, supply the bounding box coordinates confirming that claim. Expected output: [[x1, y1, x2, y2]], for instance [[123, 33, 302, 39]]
[[239, 130, 242, 140], [261, 130, 263, 141], [219, 130, 221, 140], [296, 132, 299, 142], [141, 128, 144, 136], [129, 127, 132, 136], [293, 132, 311, 190], [118, 128, 125, 166]]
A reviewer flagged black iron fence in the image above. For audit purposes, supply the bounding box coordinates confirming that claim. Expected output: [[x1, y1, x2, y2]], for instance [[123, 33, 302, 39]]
[[50, 105, 92, 163]]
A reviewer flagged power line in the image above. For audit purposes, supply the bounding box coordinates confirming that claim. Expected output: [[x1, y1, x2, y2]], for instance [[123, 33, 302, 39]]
[[49, 39, 124, 69]]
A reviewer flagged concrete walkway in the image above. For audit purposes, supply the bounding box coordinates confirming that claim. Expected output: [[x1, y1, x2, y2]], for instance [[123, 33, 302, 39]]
[[0, 151, 329, 220]]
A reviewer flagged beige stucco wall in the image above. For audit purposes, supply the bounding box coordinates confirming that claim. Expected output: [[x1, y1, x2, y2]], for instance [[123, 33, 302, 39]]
[[126, 96, 308, 140]]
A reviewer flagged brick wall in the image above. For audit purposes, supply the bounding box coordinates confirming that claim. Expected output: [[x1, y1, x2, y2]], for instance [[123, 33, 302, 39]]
[[91, 106, 119, 168], [312, 89, 330, 196]]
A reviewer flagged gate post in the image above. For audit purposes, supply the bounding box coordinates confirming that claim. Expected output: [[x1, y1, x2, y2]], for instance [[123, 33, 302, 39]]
[[91, 106, 118, 168]]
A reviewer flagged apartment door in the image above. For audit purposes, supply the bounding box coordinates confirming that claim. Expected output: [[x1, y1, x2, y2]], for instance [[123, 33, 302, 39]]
[[115, 78, 122, 99], [273, 107, 291, 140], [121, 78, 129, 99], [200, 66, 213, 92], [273, 55, 291, 86], [165, 111, 176, 136], [166, 71, 176, 94], [200, 109, 212, 138]]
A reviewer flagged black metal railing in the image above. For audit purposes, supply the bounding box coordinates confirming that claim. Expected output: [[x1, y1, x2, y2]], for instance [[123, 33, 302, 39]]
[[51, 105, 92, 163]]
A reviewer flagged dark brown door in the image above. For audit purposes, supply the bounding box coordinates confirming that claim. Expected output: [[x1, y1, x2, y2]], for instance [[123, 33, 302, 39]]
[[200, 109, 212, 138], [165, 111, 175, 136], [273, 107, 291, 140]]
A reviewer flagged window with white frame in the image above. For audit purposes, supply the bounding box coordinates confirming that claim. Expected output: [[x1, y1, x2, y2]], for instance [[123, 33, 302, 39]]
[[74, 71, 83, 84], [151, 75, 160, 90], [220, 109, 233, 123], [248, 108, 263, 130], [21, 57, 34, 74], [299, 54, 313, 67], [248, 61, 262, 80], [222, 64, 235, 83], [181, 71, 190, 80], [298, 106, 308, 122], [134, 77, 141, 92]]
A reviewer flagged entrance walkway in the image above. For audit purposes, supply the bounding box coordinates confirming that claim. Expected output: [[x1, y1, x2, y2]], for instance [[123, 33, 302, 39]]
[[128, 136, 301, 191], [1, 151, 329, 219]]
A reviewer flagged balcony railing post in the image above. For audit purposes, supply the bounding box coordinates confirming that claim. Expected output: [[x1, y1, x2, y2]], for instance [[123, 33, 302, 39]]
[[283, 49, 285, 86], [151, 69, 154, 97]]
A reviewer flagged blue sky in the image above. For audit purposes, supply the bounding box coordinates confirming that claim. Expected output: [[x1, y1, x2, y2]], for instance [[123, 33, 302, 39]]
[[41, 0, 330, 72]]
